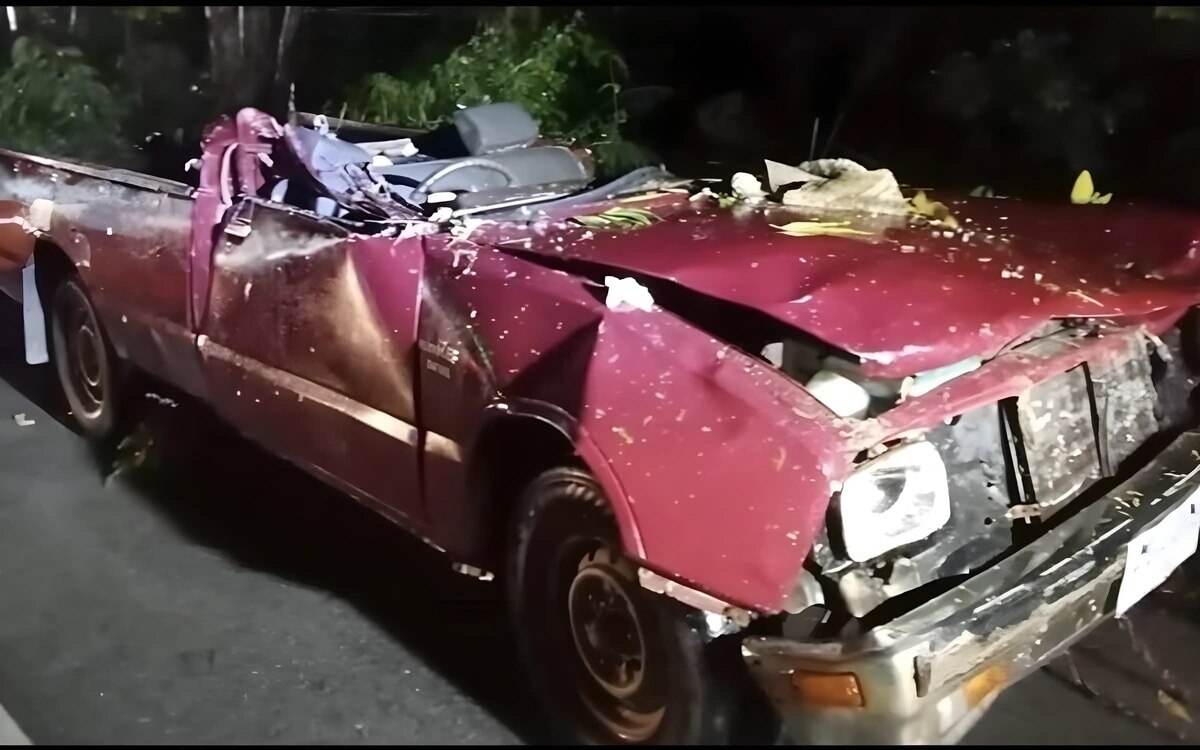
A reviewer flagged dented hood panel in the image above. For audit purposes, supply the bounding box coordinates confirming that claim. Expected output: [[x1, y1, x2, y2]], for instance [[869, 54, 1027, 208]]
[[506, 196, 1200, 377]]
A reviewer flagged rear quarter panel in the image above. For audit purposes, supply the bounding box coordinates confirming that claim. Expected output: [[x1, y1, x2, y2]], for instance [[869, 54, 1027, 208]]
[[0, 151, 202, 394]]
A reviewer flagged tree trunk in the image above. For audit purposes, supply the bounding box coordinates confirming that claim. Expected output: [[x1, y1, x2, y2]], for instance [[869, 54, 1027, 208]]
[[270, 5, 302, 120], [205, 5, 303, 120]]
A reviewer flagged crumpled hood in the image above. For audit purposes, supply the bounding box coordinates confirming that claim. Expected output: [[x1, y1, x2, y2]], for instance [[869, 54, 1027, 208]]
[[508, 194, 1200, 377]]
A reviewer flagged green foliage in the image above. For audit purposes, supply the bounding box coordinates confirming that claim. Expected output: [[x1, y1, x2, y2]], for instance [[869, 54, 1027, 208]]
[[0, 36, 132, 163], [1155, 6, 1198, 22], [340, 12, 649, 173], [572, 206, 660, 229], [0, 6, 203, 165]]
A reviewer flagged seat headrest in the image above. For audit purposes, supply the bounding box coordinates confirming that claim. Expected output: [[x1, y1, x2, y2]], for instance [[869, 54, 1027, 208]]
[[452, 103, 539, 155]]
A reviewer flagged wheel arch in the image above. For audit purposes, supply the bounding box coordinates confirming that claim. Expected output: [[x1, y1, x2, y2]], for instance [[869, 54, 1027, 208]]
[[33, 238, 78, 301], [3, 237, 80, 367], [465, 400, 646, 566]]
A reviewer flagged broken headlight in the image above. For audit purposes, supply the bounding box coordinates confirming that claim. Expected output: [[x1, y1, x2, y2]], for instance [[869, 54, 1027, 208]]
[[837, 441, 950, 562]]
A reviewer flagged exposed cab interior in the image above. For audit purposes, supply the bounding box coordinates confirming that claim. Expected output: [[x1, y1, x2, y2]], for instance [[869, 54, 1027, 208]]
[[271, 102, 679, 221]]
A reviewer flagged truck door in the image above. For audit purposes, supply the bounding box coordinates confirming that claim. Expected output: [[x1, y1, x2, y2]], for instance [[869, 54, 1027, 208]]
[[192, 126, 426, 528]]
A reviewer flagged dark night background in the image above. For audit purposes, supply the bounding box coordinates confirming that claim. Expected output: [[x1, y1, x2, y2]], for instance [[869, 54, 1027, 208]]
[[295, 6, 1200, 206], [2, 5, 1200, 209], [295, 5, 1200, 206], [4, 6, 1200, 745]]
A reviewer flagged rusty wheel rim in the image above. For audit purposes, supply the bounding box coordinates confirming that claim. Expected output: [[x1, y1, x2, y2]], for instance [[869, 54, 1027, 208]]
[[566, 547, 666, 742], [58, 284, 107, 419]]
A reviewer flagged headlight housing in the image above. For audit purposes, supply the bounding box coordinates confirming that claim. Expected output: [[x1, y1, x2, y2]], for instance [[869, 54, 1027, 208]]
[[838, 441, 951, 562]]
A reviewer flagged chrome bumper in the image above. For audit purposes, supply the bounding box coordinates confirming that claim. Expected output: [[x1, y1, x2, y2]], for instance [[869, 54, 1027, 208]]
[[743, 430, 1200, 744]]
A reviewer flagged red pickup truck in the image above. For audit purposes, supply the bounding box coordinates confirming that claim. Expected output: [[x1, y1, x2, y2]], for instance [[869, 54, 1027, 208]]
[[1, 102, 1199, 744]]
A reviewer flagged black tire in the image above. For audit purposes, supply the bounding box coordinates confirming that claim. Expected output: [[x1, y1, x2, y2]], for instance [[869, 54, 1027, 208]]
[[507, 467, 748, 745], [49, 275, 124, 440]]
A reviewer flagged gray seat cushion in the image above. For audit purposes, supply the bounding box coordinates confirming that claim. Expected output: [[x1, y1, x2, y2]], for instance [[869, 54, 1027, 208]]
[[375, 146, 588, 197]]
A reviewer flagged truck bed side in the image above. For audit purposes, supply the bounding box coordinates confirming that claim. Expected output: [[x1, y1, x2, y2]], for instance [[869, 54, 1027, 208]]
[[0, 148, 205, 396]]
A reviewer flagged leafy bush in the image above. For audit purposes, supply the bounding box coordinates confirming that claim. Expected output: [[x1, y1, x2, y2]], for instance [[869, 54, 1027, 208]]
[[339, 12, 648, 173], [0, 36, 132, 164]]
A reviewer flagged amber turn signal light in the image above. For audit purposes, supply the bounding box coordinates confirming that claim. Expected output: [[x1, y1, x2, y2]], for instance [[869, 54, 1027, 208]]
[[964, 665, 1009, 708], [791, 670, 865, 708]]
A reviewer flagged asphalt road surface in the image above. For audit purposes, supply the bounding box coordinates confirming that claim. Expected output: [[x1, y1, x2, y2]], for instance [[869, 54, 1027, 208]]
[[0, 298, 1194, 745]]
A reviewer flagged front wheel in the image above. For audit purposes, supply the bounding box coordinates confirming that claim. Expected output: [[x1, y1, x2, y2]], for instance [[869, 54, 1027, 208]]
[[507, 467, 754, 745], [49, 275, 125, 440]]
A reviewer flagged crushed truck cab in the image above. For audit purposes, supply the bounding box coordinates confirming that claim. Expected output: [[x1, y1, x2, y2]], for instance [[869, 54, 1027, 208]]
[[0, 102, 1198, 744]]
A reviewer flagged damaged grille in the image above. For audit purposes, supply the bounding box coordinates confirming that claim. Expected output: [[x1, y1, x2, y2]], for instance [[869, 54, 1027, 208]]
[[1014, 366, 1103, 509], [823, 331, 1165, 620], [1008, 333, 1159, 515], [1095, 335, 1160, 470]]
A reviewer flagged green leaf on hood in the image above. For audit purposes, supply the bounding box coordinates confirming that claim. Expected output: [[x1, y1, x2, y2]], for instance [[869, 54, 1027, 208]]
[[571, 206, 660, 230], [910, 190, 961, 229], [770, 221, 873, 238], [1071, 170, 1114, 205]]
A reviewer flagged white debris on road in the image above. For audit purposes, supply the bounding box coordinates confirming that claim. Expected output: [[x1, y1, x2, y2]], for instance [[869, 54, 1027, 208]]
[[12, 413, 34, 427]]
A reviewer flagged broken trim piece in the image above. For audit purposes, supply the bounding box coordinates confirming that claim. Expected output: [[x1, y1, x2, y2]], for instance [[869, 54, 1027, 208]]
[[0, 260, 47, 366], [638, 568, 753, 629], [452, 563, 495, 581], [197, 336, 419, 447], [426, 430, 464, 463], [21, 262, 45, 365], [197, 336, 463, 464]]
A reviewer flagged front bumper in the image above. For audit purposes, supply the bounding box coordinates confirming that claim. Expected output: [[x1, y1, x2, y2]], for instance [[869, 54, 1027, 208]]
[[742, 429, 1200, 745]]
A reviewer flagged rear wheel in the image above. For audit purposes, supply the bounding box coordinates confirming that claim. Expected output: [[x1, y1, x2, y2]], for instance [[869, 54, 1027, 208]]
[[50, 275, 124, 440], [507, 467, 751, 744]]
